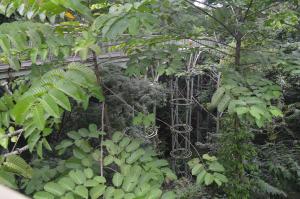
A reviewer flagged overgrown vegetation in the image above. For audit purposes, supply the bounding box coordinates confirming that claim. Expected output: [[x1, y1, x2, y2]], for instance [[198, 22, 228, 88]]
[[0, 0, 299, 198]]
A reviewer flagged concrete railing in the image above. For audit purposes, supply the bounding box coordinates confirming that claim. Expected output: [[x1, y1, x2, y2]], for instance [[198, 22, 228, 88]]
[[0, 185, 30, 199]]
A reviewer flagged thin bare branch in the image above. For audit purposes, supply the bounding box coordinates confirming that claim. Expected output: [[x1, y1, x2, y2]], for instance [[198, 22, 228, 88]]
[[0, 129, 24, 140], [243, 0, 254, 21], [3, 145, 29, 157]]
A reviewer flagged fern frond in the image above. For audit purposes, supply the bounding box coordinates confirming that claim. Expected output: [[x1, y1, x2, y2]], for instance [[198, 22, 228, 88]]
[[3, 155, 32, 179], [257, 179, 287, 198], [22, 87, 49, 98], [67, 63, 97, 84], [11, 63, 102, 152]]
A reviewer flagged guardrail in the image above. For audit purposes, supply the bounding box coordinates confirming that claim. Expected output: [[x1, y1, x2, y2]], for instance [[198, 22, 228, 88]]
[[0, 52, 128, 80]]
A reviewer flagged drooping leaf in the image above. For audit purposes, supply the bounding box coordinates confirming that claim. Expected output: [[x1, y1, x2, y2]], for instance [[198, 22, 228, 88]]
[[11, 96, 35, 124], [192, 163, 204, 175], [89, 184, 106, 199], [69, 170, 86, 185], [58, 177, 75, 191], [74, 185, 88, 199], [161, 191, 177, 199], [84, 168, 94, 179], [112, 172, 124, 187], [44, 182, 66, 196], [0, 128, 8, 149], [40, 94, 60, 118], [33, 104, 45, 130], [0, 170, 18, 189], [196, 170, 207, 184], [204, 173, 214, 185], [33, 191, 55, 199], [208, 161, 225, 172], [49, 89, 71, 111]]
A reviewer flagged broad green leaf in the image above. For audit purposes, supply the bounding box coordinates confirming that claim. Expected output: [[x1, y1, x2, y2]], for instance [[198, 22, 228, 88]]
[[55, 139, 73, 150], [74, 185, 88, 199], [84, 168, 94, 179], [55, 80, 83, 102], [43, 138, 52, 151], [58, 177, 75, 191], [146, 188, 162, 199], [4, 155, 32, 178], [90, 184, 106, 199], [40, 94, 60, 118], [188, 158, 200, 168], [11, 96, 35, 124], [104, 155, 114, 166], [214, 178, 222, 186], [49, 89, 71, 111], [213, 172, 228, 183], [210, 87, 225, 108], [33, 191, 55, 199], [28, 131, 41, 152], [134, 183, 151, 197], [104, 186, 115, 199], [249, 106, 264, 120], [0, 128, 8, 149], [30, 48, 38, 64], [112, 131, 124, 143], [37, 140, 43, 158], [269, 106, 283, 117], [204, 173, 214, 185], [147, 159, 169, 168], [62, 192, 75, 199], [196, 170, 207, 184], [44, 182, 66, 196], [125, 139, 141, 152], [217, 94, 231, 112], [0, 170, 17, 189], [113, 189, 125, 199], [85, 179, 99, 187], [122, 174, 138, 192], [235, 107, 249, 115], [208, 161, 225, 172], [33, 104, 45, 130], [103, 140, 119, 155], [126, 148, 145, 164], [67, 131, 81, 140], [69, 170, 86, 185], [112, 172, 124, 187], [75, 139, 92, 153], [161, 167, 177, 180], [192, 163, 204, 175], [94, 176, 106, 184], [202, 154, 217, 161], [161, 191, 177, 199], [119, 137, 131, 148], [81, 157, 93, 167], [124, 193, 136, 199], [128, 17, 139, 35]]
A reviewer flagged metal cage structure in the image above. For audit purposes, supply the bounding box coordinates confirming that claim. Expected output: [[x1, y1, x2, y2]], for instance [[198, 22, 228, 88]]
[[170, 76, 194, 178]]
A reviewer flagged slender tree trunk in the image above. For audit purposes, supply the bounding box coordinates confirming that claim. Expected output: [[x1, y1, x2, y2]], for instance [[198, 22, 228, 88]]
[[235, 32, 242, 67]]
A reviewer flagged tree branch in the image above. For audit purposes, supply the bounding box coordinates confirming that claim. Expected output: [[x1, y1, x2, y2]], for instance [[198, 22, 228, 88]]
[[246, 1, 282, 19], [184, 0, 236, 38], [242, 0, 254, 22], [0, 129, 24, 140], [190, 39, 235, 57], [1, 81, 12, 95], [3, 145, 29, 157]]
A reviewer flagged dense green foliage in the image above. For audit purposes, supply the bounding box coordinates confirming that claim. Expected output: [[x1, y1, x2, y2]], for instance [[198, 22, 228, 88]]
[[0, 0, 299, 198]]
